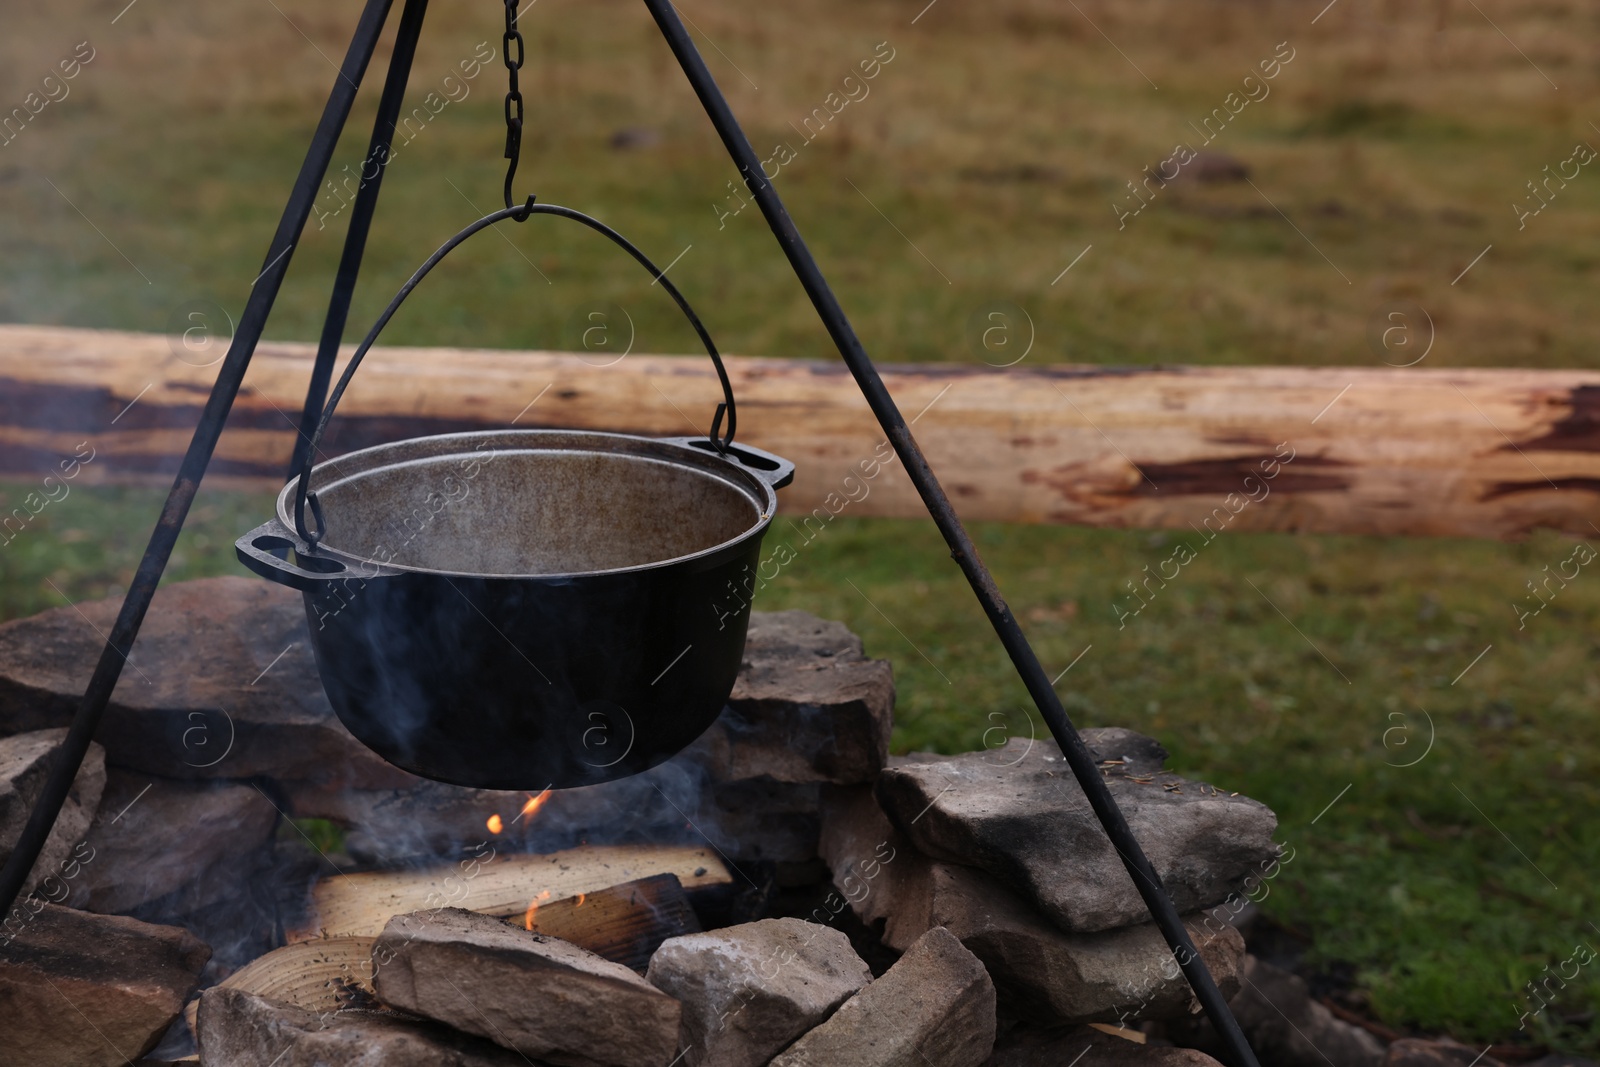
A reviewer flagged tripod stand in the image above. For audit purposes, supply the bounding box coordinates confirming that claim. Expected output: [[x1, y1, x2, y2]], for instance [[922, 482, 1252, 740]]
[[0, 2, 1258, 1061]]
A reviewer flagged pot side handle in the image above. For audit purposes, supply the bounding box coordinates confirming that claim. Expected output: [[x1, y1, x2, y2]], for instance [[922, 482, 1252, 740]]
[[235, 520, 393, 590], [666, 438, 795, 490]]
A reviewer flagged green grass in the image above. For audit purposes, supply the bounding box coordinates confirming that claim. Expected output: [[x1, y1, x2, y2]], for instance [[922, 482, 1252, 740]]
[[4, 0, 1600, 1051]]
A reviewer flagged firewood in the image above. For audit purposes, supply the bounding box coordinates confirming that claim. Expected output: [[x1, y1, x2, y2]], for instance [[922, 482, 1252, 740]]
[[511, 873, 700, 972], [6, 323, 1600, 540], [181, 936, 376, 1037], [291, 843, 730, 942]]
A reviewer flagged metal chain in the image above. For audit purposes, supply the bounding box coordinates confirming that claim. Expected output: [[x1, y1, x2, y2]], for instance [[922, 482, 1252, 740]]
[[501, 0, 525, 212]]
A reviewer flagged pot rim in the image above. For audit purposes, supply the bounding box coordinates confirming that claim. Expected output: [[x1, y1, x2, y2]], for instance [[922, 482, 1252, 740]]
[[273, 428, 780, 581]]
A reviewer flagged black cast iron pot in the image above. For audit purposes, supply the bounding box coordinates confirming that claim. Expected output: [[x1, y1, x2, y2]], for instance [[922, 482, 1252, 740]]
[[237, 429, 791, 790], [235, 200, 792, 789]]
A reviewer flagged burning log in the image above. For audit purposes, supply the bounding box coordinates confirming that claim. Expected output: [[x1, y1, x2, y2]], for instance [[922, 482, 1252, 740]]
[[516, 873, 700, 973], [294, 844, 731, 941]]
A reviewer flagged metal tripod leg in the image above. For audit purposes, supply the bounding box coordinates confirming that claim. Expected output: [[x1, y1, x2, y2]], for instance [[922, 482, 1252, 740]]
[[639, 2, 1260, 1063], [290, 0, 432, 481], [0, 0, 398, 919]]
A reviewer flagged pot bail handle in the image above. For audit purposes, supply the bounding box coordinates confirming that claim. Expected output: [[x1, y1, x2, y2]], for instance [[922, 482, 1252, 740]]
[[292, 199, 740, 547]]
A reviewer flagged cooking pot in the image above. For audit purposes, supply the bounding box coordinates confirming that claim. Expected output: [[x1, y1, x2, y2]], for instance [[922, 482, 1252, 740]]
[[235, 201, 792, 789]]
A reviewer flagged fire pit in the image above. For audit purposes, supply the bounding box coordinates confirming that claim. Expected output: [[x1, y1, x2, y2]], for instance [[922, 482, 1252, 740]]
[[0, 581, 1300, 1067]]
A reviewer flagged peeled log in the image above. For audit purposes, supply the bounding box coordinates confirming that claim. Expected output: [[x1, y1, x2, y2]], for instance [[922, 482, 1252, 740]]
[[293, 844, 730, 941], [2, 324, 1598, 540]]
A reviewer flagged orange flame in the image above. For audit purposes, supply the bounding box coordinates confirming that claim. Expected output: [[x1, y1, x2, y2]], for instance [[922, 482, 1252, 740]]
[[575, 893, 586, 907], [523, 890, 552, 931], [520, 789, 552, 820], [486, 813, 503, 834]]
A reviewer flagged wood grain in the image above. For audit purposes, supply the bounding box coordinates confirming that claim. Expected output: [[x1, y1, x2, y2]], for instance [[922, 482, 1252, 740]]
[[513, 873, 700, 972], [4, 324, 1598, 539], [292, 844, 730, 941]]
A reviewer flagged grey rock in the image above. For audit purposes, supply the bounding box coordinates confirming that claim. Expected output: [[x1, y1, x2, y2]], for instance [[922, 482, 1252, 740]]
[[372, 907, 681, 1067], [1385, 1040, 1505, 1066], [646, 917, 871, 1067], [0, 577, 412, 788], [691, 610, 894, 786], [703, 778, 821, 864], [771, 927, 996, 1067], [876, 730, 1280, 933], [986, 1025, 1225, 1065], [816, 785, 912, 930], [0, 902, 209, 1067], [886, 858, 1244, 1025], [195, 986, 527, 1067], [1230, 956, 1385, 1067], [0, 727, 104, 897], [67, 769, 279, 915], [820, 781, 1245, 1025]]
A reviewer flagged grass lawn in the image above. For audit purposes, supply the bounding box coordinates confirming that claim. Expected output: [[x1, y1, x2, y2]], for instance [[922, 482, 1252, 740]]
[[3, 0, 1598, 1051]]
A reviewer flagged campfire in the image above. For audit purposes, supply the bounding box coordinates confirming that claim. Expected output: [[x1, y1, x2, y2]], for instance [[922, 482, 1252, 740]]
[[0, 574, 1400, 1067]]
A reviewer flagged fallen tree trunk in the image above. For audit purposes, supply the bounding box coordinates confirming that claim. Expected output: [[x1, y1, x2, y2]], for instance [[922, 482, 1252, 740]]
[[2, 324, 1597, 540]]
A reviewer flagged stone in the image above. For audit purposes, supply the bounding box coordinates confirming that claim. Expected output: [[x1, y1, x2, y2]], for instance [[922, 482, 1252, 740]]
[[771, 927, 996, 1067], [1227, 956, 1385, 1067], [816, 785, 914, 930], [195, 986, 528, 1067], [372, 907, 681, 1067], [703, 778, 821, 864], [1385, 1040, 1504, 1066], [0, 902, 209, 1067], [875, 729, 1280, 933], [985, 1025, 1225, 1065], [67, 769, 279, 916], [890, 859, 1244, 1025], [820, 781, 1245, 1025], [645, 917, 871, 1067], [0, 727, 104, 897], [0, 577, 413, 788], [688, 610, 894, 786]]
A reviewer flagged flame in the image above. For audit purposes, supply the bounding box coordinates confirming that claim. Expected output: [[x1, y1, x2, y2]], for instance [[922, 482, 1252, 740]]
[[520, 789, 552, 820], [523, 890, 552, 931], [575, 893, 586, 907], [486, 813, 503, 834]]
